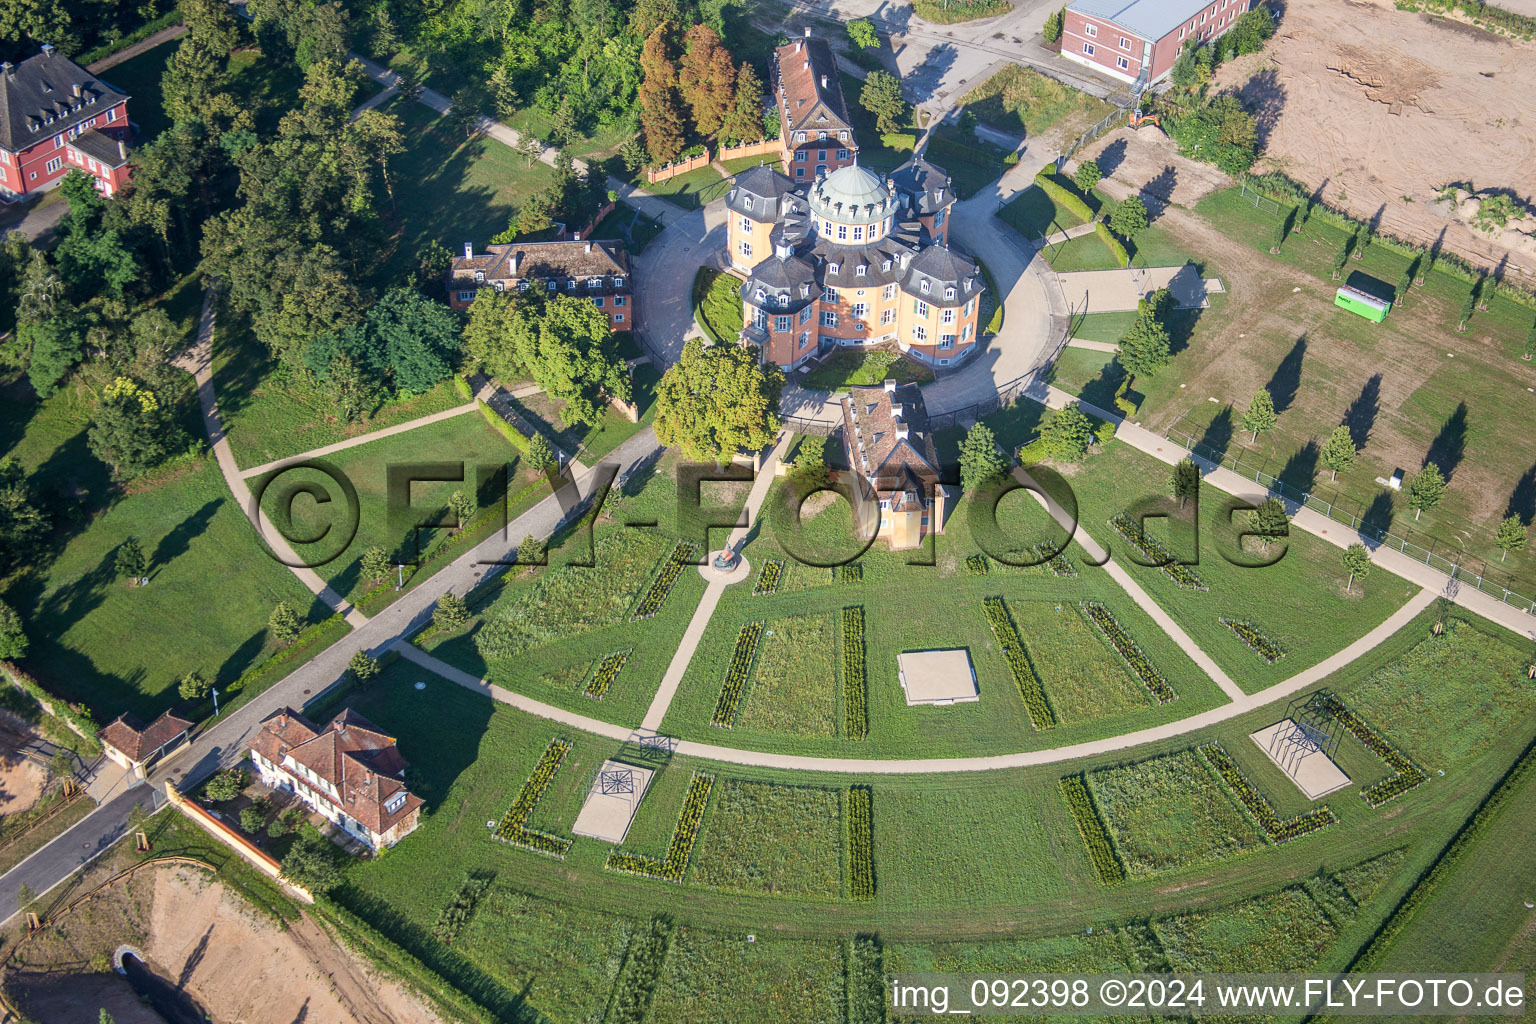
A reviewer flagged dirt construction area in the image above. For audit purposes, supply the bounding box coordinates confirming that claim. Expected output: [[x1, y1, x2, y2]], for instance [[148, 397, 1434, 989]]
[[1079, 127, 1234, 209], [1214, 0, 1536, 284]]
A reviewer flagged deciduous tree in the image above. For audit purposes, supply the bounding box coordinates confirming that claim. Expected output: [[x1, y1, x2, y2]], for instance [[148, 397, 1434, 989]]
[[115, 537, 148, 583], [1320, 425, 1356, 481], [859, 71, 906, 135], [654, 338, 783, 462], [678, 24, 734, 136], [1407, 463, 1446, 520], [1171, 457, 1200, 508], [1039, 403, 1093, 462], [1073, 160, 1101, 192], [1342, 543, 1371, 592], [1497, 515, 1527, 561], [847, 18, 879, 48]]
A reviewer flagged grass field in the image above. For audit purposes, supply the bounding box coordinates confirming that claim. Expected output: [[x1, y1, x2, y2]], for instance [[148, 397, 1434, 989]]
[[1010, 600, 1155, 724], [1042, 232, 1123, 272], [255, 411, 543, 604], [1087, 748, 1266, 879], [497, 362, 660, 461], [799, 347, 935, 392], [692, 267, 744, 345], [958, 66, 1116, 140], [690, 780, 843, 899], [734, 613, 841, 737], [642, 165, 729, 210], [648, 929, 846, 1024], [591, 203, 665, 255], [998, 185, 1089, 241], [1153, 885, 1338, 972]]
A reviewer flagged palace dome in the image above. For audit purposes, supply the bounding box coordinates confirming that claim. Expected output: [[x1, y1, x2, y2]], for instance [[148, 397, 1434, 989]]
[[809, 162, 897, 225]]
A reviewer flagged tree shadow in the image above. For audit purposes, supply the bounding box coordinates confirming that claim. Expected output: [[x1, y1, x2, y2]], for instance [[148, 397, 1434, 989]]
[[149, 500, 220, 580], [1142, 165, 1178, 219], [1342, 374, 1381, 450], [1081, 358, 1128, 410], [1277, 439, 1320, 494], [1424, 401, 1468, 482], [1237, 68, 1286, 149], [215, 628, 271, 692], [1167, 308, 1202, 357], [1506, 463, 1536, 525], [1264, 334, 1306, 414], [1362, 489, 1396, 540], [1197, 405, 1235, 464], [1096, 137, 1127, 177]]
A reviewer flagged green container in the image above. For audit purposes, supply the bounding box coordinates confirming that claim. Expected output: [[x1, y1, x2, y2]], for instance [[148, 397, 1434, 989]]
[[1335, 286, 1391, 323]]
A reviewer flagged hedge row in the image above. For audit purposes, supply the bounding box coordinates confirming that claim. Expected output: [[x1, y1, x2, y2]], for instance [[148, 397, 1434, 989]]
[[493, 738, 573, 856], [1033, 169, 1095, 224], [226, 614, 350, 717], [452, 373, 475, 401], [710, 621, 764, 727], [753, 559, 785, 595], [605, 916, 674, 1024], [631, 541, 698, 619], [1220, 617, 1285, 663], [1113, 373, 1138, 419], [75, 10, 183, 67], [841, 606, 868, 740], [1354, 733, 1536, 969], [847, 785, 875, 900], [1200, 742, 1337, 843], [1079, 602, 1177, 703], [476, 399, 533, 454], [1395, 0, 1536, 36], [1096, 220, 1130, 268], [1059, 775, 1125, 884], [0, 662, 99, 748], [583, 649, 630, 699], [837, 562, 863, 584], [1313, 694, 1428, 806], [432, 871, 493, 945], [982, 596, 1056, 729], [606, 772, 714, 881], [1108, 513, 1207, 590]]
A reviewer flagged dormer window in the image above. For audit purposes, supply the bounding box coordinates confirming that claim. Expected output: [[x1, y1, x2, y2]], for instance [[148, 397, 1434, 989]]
[[920, 280, 930, 295], [945, 286, 955, 300], [856, 265, 866, 277], [613, 276, 625, 287], [386, 792, 406, 814], [882, 259, 892, 271], [829, 262, 839, 274], [566, 278, 576, 289], [474, 271, 485, 283], [744, 195, 754, 211]]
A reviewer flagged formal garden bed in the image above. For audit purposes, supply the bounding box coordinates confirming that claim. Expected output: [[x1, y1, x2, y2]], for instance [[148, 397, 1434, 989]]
[[493, 738, 574, 857], [732, 613, 842, 737], [606, 772, 714, 882], [689, 780, 844, 899]]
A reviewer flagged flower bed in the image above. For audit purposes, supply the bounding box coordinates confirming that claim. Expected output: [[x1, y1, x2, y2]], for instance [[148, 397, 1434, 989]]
[[1059, 775, 1125, 884], [847, 785, 875, 900], [583, 649, 631, 699], [1313, 693, 1429, 807], [631, 541, 699, 619], [983, 597, 1056, 729], [995, 542, 1080, 578], [842, 606, 869, 740], [753, 559, 786, 595], [965, 554, 990, 575], [1108, 514, 1207, 590], [1079, 602, 1177, 704], [1220, 618, 1285, 663], [1200, 742, 1336, 843], [837, 563, 863, 584], [606, 772, 714, 882], [494, 739, 573, 857], [710, 621, 765, 727]]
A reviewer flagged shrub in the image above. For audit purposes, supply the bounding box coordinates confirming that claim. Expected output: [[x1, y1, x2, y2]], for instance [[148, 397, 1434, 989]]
[[1108, 513, 1207, 591], [493, 738, 573, 856], [711, 621, 765, 726], [753, 559, 785, 595], [983, 596, 1056, 728], [1080, 602, 1176, 703], [606, 772, 714, 881], [281, 826, 345, 893], [842, 607, 868, 740], [267, 805, 306, 838], [1060, 775, 1125, 884], [1201, 743, 1336, 842], [203, 767, 247, 803], [965, 553, 990, 575], [1220, 618, 1284, 662], [584, 649, 631, 699], [240, 798, 272, 833], [433, 593, 470, 631], [847, 786, 875, 899], [631, 541, 698, 619]]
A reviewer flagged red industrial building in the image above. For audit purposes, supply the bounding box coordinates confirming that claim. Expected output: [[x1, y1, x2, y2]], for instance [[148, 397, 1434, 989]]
[[0, 45, 133, 201], [1060, 0, 1255, 87]]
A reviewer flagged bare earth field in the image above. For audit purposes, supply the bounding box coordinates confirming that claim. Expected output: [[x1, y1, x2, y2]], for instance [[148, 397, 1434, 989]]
[[1080, 127, 1232, 209], [1214, 0, 1536, 284]]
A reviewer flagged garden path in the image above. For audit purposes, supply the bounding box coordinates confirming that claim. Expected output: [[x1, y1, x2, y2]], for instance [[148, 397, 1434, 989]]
[[175, 289, 369, 629], [237, 402, 481, 479]]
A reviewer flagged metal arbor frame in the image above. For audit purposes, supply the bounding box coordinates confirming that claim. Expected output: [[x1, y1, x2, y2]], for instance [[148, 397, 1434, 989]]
[[599, 767, 636, 796], [1268, 691, 1343, 777]]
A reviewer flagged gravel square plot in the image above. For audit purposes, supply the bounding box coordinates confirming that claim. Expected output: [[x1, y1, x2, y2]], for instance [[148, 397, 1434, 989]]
[[1088, 749, 1266, 879], [897, 649, 980, 705]]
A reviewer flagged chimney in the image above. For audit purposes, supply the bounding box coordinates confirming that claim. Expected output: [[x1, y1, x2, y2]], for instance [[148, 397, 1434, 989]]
[[1, 62, 12, 79], [890, 403, 904, 418], [820, 74, 828, 89], [584, 240, 592, 254], [795, 38, 803, 52], [896, 424, 910, 441], [71, 81, 81, 97], [40, 43, 55, 58], [116, 139, 126, 161], [509, 253, 519, 275], [803, 59, 810, 70], [883, 379, 897, 393], [463, 242, 473, 260], [804, 26, 812, 37]]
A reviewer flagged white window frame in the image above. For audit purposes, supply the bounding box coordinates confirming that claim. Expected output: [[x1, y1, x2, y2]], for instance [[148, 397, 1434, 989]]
[[1117, 55, 1130, 70], [1085, 22, 1097, 35], [1083, 42, 1096, 55]]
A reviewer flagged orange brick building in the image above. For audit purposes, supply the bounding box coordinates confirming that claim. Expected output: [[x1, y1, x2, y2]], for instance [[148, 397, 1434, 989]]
[[772, 30, 857, 182], [729, 159, 983, 370], [445, 239, 636, 331]]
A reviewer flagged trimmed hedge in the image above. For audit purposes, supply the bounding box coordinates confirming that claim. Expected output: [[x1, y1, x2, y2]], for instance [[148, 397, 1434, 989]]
[[606, 772, 714, 881], [1060, 774, 1125, 884], [965, 553, 990, 575], [1033, 169, 1095, 224], [75, 10, 183, 67], [452, 374, 474, 401], [710, 622, 764, 727], [847, 785, 875, 900], [1080, 601, 1177, 703], [1096, 220, 1130, 267], [476, 399, 532, 454], [1201, 742, 1336, 843], [223, 614, 350, 719], [584, 649, 631, 699], [841, 606, 868, 740], [836, 563, 863, 584], [1113, 373, 1138, 418], [982, 596, 1056, 729], [493, 738, 573, 856]]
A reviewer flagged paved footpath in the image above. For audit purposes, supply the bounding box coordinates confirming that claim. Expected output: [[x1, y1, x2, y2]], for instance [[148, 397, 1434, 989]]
[[238, 402, 480, 479]]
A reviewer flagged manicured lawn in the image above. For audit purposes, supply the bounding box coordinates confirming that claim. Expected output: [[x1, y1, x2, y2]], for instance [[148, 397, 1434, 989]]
[[799, 347, 935, 392], [211, 319, 467, 470], [692, 267, 744, 345], [1054, 441, 1421, 693], [642, 164, 729, 210], [1068, 310, 1137, 344], [1050, 346, 1118, 399], [372, 97, 559, 288], [722, 154, 782, 175], [255, 410, 542, 604], [5, 458, 322, 719], [1341, 617, 1535, 770], [734, 612, 840, 737], [998, 184, 1087, 241], [958, 65, 1116, 140], [1086, 748, 1266, 879], [1043, 232, 1123, 272], [690, 780, 843, 898]]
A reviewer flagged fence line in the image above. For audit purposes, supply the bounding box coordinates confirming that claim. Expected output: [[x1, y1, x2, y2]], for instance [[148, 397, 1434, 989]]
[[1059, 103, 1133, 167], [1163, 424, 1536, 615], [1238, 178, 1283, 216]]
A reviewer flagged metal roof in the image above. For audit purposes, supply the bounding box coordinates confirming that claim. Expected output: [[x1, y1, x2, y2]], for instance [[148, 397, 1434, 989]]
[[1068, 0, 1210, 42]]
